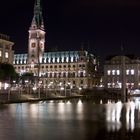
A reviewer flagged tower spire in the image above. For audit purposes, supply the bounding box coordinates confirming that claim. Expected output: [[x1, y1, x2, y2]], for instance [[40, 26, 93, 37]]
[[31, 0, 44, 30], [28, 0, 45, 70]]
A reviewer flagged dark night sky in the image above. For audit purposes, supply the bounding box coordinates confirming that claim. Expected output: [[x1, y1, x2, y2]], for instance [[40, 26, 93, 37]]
[[0, 0, 140, 60]]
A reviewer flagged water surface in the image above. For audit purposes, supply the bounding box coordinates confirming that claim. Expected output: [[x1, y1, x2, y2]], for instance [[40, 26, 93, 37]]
[[0, 98, 140, 140]]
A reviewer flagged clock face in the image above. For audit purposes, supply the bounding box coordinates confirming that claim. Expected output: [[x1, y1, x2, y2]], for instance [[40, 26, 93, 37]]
[[32, 43, 36, 48], [31, 54, 35, 58]]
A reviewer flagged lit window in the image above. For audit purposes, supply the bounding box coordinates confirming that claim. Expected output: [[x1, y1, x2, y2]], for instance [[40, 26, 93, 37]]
[[5, 52, 8, 58], [131, 69, 134, 75], [126, 70, 129, 75], [0, 82, 2, 90], [66, 57, 69, 62], [107, 83, 111, 88], [0, 50, 2, 57], [112, 70, 115, 75], [107, 70, 111, 75], [117, 70, 120, 75], [131, 83, 134, 86]]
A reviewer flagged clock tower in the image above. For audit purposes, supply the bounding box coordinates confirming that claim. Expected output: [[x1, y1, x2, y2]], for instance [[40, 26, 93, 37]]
[[28, 0, 45, 73]]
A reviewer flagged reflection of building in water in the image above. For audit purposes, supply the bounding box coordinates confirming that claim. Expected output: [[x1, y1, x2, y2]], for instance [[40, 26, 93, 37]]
[[105, 99, 140, 133], [125, 100, 135, 132], [105, 101, 123, 132]]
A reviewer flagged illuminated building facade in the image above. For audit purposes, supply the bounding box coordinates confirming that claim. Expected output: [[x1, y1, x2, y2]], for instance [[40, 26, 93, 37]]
[[13, 0, 99, 90], [104, 55, 140, 89], [0, 33, 14, 64]]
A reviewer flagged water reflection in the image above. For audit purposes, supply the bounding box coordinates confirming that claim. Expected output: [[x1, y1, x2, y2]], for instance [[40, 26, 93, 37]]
[[1, 98, 140, 139], [105, 101, 122, 132], [105, 98, 140, 133]]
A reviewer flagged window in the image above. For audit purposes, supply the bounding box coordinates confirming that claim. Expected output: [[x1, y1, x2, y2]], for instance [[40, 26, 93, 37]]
[[126, 70, 129, 75], [112, 70, 115, 75], [107, 83, 111, 88], [5, 52, 8, 58], [54, 73, 57, 78], [81, 80, 83, 84], [0, 50, 2, 57], [73, 72, 75, 77], [131, 69, 134, 75], [63, 73, 66, 77], [80, 72, 83, 77], [107, 70, 111, 75], [116, 70, 120, 75], [55, 58, 57, 63]]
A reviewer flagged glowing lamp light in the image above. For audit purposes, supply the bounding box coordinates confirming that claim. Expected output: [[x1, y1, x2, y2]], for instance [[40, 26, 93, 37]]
[[60, 87, 64, 90], [4, 83, 9, 90], [33, 87, 37, 91]]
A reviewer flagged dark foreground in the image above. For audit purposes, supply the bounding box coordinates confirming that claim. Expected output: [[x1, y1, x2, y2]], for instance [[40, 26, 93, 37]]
[[0, 97, 140, 140]]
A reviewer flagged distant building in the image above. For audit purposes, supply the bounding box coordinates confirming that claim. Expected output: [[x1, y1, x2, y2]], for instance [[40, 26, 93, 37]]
[[13, 0, 99, 90], [0, 33, 14, 64], [104, 55, 140, 89]]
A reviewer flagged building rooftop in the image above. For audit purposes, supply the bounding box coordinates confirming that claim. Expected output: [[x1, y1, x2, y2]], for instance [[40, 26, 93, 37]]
[[0, 33, 10, 41]]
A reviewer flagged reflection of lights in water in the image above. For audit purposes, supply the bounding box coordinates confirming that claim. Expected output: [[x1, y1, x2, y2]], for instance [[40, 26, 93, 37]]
[[66, 101, 71, 104], [116, 101, 123, 123], [58, 102, 65, 114], [106, 99, 139, 132], [76, 100, 83, 120], [77, 100, 82, 105], [57, 101, 73, 120], [106, 101, 122, 132], [107, 100, 111, 104], [125, 101, 135, 132], [30, 104, 39, 117], [50, 100, 54, 103], [134, 98, 140, 110], [100, 100, 102, 104]]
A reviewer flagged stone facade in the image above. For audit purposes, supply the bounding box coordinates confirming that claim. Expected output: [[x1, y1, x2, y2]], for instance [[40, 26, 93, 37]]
[[0, 33, 14, 64], [104, 55, 140, 89]]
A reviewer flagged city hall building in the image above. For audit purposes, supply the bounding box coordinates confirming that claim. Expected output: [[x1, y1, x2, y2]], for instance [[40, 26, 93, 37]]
[[13, 0, 99, 90]]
